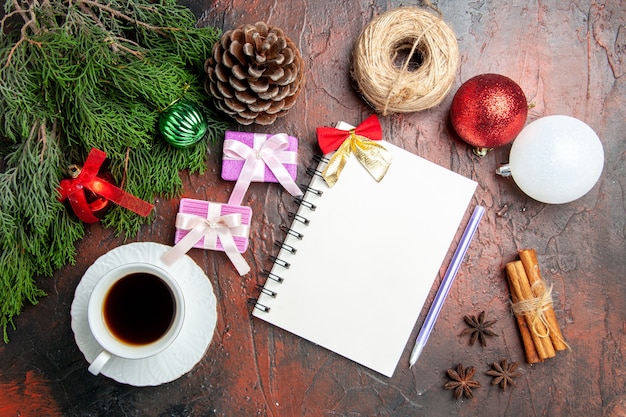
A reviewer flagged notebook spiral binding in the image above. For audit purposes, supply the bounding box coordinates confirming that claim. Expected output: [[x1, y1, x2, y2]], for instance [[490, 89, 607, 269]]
[[252, 156, 328, 313]]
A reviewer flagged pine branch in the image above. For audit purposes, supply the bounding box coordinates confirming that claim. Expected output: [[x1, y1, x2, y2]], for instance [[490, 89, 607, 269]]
[[79, 0, 182, 33], [0, 0, 227, 341]]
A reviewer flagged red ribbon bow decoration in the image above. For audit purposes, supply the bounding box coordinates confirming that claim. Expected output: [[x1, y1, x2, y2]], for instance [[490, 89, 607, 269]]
[[317, 114, 383, 154], [58, 148, 154, 223], [316, 115, 392, 186]]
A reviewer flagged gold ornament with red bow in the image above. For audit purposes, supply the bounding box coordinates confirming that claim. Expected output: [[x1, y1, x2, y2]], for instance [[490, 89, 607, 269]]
[[58, 148, 154, 223], [316, 115, 392, 187]]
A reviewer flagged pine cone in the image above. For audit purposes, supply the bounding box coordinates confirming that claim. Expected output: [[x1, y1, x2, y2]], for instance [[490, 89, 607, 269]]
[[205, 22, 305, 126]]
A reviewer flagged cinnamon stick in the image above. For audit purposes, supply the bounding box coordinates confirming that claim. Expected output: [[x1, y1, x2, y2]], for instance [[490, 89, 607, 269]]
[[508, 284, 543, 364], [505, 260, 556, 360], [518, 249, 568, 351]]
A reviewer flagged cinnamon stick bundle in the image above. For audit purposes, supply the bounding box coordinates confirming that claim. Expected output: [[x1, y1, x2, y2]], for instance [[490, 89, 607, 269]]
[[505, 249, 568, 364]]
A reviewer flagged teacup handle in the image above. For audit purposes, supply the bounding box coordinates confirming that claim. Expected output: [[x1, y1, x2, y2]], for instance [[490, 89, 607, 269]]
[[88, 350, 112, 375]]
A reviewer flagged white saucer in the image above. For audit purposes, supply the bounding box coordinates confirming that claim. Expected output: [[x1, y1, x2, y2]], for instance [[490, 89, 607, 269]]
[[70, 242, 217, 386]]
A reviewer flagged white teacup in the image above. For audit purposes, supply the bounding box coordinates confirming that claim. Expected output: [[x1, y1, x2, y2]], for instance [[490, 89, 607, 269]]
[[87, 262, 185, 375]]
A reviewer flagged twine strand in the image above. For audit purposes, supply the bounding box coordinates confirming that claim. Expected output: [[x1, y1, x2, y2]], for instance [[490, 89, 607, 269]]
[[511, 281, 571, 350], [351, 6, 459, 115]]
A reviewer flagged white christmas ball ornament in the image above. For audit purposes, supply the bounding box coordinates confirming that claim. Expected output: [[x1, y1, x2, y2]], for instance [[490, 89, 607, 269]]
[[496, 115, 604, 204]]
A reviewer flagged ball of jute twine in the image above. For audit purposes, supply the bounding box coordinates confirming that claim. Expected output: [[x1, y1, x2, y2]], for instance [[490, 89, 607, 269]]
[[351, 6, 460, 115]]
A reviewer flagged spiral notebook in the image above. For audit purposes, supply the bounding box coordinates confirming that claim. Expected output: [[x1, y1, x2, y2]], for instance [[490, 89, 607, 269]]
[[253, 130, 477, 377]]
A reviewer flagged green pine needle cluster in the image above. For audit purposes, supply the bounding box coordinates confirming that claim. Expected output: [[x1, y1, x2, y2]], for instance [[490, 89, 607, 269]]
[[0, 0, 229, 342]]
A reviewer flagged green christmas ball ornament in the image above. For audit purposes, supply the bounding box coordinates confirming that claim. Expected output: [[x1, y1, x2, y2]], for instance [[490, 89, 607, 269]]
[[159, 100, 208, 148]]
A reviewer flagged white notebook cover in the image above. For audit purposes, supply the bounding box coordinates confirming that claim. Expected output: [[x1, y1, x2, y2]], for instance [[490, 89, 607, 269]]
[[253, 138, 477, 377]]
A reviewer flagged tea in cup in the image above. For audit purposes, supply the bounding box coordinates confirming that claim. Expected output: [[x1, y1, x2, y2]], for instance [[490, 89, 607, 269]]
[[87, 262, 185, 375]]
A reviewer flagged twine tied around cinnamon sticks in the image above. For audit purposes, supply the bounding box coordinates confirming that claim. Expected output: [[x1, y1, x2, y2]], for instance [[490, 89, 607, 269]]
[[505, 249, 570, 364], [511, 280, 556, 338], [351, 5, 459, 115]]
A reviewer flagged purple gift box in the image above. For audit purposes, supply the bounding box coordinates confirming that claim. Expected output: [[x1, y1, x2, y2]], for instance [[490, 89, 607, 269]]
[[221, 131, 298, 183], [174, 198, 251, 253]]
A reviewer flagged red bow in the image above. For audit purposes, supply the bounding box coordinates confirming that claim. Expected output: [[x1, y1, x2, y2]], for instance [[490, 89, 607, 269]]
[[58, 148, 154, 223], [316, 115, 382, 154]]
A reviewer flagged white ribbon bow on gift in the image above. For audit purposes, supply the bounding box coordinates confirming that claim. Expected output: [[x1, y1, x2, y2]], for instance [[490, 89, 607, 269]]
[[161, 212, 250, 276], [224, 133, 303, 205]]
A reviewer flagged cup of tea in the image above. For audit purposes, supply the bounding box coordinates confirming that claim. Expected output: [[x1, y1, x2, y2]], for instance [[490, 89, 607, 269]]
[[87, 262, 185, 375]]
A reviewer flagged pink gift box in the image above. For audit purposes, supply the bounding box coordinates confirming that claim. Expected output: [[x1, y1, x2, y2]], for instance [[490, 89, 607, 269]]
[[221, 131, 298, 183], [174, 198, 251, 253]]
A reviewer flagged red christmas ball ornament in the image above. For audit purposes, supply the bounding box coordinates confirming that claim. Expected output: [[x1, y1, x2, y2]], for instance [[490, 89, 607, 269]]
[[67, 163, 115, 220], [58, 148, 154, 223], [450, 73, 528, 156]]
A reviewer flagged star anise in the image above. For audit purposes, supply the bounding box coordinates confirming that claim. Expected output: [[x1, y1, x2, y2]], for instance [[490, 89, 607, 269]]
[[460, 310, 498, 347], [444, 363, 482, 399], [486, 359, 521, 392]]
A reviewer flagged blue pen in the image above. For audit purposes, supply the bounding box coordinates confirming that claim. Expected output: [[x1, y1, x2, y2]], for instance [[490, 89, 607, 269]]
[[409, 205, 485, 368]]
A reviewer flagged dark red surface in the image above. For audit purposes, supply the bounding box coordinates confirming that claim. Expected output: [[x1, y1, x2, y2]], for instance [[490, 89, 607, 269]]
[[2, 1, 625, 416]]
